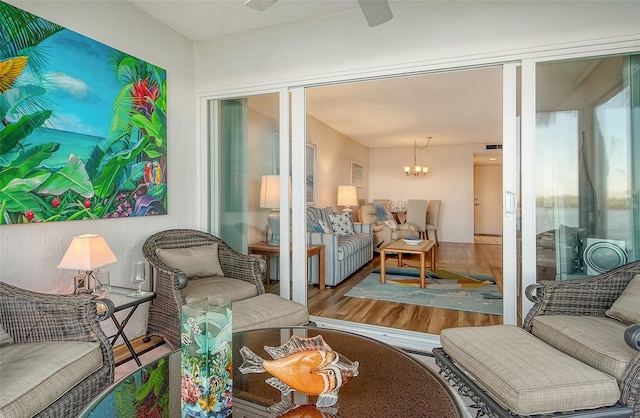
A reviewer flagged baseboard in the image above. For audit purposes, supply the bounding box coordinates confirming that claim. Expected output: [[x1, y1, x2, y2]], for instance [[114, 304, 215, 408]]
[[310, 316, 441, 352]]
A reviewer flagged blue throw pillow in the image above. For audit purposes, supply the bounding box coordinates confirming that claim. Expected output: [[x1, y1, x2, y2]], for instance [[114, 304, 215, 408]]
[[307, 218, 324, 233], [373, 203, 388, 221]]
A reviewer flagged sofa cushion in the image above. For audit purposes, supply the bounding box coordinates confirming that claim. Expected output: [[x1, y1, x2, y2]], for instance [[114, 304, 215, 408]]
[[0, 325, 12, 347], [606, 274, 640, 325], [0, 341, 103, 417], [329, 212, 355, 236], [532, 315, 636, 382], [156, 244, 224, 278], [183, 276, 258, 304], [336, 233, 372, 260], [232, 293, 309, 332], [441, 325, 620, 416]]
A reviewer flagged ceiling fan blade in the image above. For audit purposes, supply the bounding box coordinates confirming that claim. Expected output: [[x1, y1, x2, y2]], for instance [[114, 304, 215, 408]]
[[357, 0, 393, 27], [244, 0, 278, 12]]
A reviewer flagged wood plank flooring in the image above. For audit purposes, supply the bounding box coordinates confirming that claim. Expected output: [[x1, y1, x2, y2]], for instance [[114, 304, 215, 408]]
[[307, 241, 503, 335]]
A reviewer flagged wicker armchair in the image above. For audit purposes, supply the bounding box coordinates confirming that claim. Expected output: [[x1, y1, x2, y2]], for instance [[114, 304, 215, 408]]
[[0, 281, 114, 417], [524, 260, 640, 417], [143, 229, 267, 349]]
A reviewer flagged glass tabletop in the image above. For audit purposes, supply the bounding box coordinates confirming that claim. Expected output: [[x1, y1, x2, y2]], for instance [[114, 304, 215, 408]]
[[102, 286, 155, 311], [81, 327, 464, 417]]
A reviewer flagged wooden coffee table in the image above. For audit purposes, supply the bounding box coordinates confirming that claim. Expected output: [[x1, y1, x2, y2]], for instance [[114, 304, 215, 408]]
[[380, 239, 437, 288]]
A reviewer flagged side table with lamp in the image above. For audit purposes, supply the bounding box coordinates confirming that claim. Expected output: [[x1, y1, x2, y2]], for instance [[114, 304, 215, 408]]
[[58, 234, 157, 366]]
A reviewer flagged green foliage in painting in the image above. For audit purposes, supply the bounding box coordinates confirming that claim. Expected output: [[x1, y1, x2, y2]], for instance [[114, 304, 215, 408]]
[[0, 2, 168, 225]]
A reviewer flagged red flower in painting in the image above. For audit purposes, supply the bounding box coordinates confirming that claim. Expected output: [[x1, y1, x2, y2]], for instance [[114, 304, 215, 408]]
[[83, 199, 91, 209], [131, 78, 160, 118], [24, 210, 34, 221], [51, 197, 60, 209]]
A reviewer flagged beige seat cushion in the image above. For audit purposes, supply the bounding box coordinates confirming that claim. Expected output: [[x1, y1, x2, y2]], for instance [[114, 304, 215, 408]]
[[532, 315, 636, 382], [183, 276, 258, 304], [0, 341, 103, 417], [156, 244, 224, 278], [440, 325, 620, 416], [232, 293, 309, 332]]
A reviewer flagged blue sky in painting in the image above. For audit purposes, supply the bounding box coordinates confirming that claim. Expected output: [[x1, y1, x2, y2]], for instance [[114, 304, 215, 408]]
[[18, 29, 121, 138]]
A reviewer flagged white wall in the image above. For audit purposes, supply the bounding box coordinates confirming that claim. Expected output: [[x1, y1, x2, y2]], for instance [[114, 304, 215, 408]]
[[307, 116, 369, 209], [1, 1, 196, 339], [369, 144, 485, 243], [194, 1, 640, 92]]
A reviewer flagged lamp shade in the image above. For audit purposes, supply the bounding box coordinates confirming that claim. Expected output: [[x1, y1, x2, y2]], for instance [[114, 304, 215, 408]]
[[260, 175, 291, 209], [337, 185, 358, 207], [58, 234, 118, 270]]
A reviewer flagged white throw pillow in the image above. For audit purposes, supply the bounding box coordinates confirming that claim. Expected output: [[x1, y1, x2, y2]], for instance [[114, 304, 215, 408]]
[[328, 213, 355, 236], [156, 244, 224, 279], [605, 274, 640, 325], [383, 219, 398, 230], [317, 219, 333, 234]]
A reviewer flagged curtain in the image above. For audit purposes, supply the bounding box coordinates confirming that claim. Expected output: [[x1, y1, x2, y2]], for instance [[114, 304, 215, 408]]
[[219, 99, 248, 252]]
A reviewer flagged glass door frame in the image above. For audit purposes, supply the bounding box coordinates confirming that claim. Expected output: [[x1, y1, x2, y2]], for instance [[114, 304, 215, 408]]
[[200, 88, 294, 300], [520, 46, 640, 316], [502, 63, 519, 325]]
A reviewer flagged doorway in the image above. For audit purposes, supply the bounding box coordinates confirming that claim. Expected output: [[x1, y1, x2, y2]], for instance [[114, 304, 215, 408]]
[[474, 162, 503, 237]]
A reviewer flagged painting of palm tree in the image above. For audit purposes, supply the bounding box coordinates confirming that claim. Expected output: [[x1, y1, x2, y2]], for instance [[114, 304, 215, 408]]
[[0, 2, 167, 224]]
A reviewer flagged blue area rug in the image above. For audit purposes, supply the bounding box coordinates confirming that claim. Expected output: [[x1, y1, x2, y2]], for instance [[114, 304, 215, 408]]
[[345, 267, 503, 315]]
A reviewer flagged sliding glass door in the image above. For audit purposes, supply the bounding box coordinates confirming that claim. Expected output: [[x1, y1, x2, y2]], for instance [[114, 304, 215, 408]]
[[523, 54, 639, 296], [208, 92, 294, 298]]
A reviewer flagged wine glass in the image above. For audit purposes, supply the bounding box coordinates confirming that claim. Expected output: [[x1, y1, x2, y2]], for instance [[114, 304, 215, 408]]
[[93, 269, 111, 298], [130, 261, 147, 296]]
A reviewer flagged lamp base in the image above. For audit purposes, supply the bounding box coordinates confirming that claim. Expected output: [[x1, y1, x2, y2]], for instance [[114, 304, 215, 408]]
[[267, 211, 280, 247], [341, 206, 354, 215], [74, 271, 93, 294]]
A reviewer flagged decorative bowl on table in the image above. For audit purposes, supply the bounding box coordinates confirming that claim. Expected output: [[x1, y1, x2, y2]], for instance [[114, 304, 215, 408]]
[[402, 238, 422, 245]]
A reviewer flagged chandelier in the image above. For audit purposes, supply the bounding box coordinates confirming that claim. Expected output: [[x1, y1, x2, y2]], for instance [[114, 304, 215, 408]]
[[404, 137, 432, 176]]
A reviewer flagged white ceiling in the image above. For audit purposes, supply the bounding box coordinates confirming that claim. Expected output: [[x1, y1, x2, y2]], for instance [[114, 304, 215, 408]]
[[129, 0, 371, 41]]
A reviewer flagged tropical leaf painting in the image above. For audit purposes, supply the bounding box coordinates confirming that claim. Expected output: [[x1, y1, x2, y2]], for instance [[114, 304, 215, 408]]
[[0, 2, 167, 224]]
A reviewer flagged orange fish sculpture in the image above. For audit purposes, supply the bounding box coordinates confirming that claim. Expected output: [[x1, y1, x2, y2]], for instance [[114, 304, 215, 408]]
[[239, 335, 359, 408]]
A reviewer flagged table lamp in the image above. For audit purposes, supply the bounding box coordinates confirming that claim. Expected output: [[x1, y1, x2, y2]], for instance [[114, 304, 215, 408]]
[[337, 185, 358, 214], [58, 234, 118, 293]]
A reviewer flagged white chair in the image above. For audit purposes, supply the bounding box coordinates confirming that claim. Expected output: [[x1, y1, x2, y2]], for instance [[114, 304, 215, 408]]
[[405, 199, 428, 239], [426, 199, 441, 245]]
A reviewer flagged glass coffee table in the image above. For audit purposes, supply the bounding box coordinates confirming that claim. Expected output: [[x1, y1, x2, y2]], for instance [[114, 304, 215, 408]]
[[81, 327, 464, 417]]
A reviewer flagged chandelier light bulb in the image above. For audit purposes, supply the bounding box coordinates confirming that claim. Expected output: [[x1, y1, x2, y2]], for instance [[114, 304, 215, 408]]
[[404, 137, 431, 176]]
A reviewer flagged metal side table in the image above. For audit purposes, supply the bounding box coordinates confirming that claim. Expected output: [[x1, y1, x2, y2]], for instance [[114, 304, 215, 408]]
[[100, 286, 156, 366]]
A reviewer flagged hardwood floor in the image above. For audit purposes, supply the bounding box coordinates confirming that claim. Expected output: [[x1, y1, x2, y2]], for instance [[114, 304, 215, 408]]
[[307, 241, 503, 335]]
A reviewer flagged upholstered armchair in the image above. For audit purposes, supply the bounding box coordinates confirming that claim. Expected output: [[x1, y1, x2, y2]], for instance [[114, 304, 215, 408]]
[[359, 203, 419, 252]]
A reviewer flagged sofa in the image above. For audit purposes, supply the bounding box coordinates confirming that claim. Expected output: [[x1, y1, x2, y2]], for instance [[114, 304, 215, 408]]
[[359, 202, 419, 252], [143, 229, 310, 349], [306, 206, 373, 287], [435, 261, 640, 417], [0, 281, 114, 417]]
